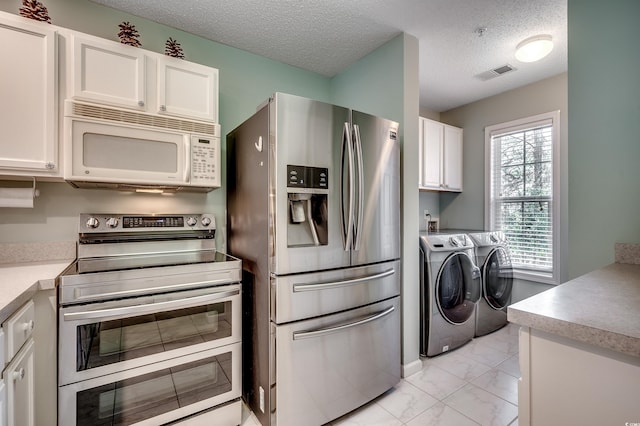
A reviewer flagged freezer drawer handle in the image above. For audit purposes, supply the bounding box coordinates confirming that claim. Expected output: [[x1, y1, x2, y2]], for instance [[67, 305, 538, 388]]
[[293, 305, 395, 340], [63, 289, 239, 321], [292, 268, 395, 292]]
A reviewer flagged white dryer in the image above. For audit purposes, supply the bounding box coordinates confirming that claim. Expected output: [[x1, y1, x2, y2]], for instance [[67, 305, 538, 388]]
[[419, 233, 481, 357], [468, 231, 514, 337]]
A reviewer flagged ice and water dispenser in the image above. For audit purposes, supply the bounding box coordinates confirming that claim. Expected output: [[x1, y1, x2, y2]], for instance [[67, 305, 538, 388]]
[[287, 165, 328, 247]]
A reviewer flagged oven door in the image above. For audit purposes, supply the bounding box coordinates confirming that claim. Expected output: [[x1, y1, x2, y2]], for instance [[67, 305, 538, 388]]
[[58, 284, 241, 386], [59, 342, 241, 426]]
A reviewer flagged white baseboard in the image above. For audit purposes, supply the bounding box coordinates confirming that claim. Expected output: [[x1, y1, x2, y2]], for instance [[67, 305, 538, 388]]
[[402, 359, 422, 378]]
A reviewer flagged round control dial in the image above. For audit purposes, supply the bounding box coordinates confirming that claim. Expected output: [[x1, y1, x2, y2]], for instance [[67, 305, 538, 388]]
[[86, 217, 99, 229], [186, 217, 198, 227], [106, 217, 119, 228], [201, 217, 212, 227]]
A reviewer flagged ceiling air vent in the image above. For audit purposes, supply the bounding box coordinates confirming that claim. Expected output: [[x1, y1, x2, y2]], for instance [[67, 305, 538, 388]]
[[475, 64, 517, 81]]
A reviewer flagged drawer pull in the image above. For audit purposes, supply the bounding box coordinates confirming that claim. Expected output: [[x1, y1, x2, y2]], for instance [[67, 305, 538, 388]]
[[13, 368, 25, 381], [293, 306, 395, 340], [293, 268, 395, 292], [22, 320, 35, 333]]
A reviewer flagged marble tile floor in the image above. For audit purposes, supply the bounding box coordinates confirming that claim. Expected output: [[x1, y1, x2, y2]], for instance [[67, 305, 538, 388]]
[[240, 322, 520, 426]]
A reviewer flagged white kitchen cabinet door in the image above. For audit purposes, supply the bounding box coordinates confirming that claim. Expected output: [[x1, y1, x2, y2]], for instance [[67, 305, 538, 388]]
[[443, 124, 463, 191], [71, 34, 146, 110], [0, 378, 5, 426], [419, 117, 463, 192], [420, 118, 443, 190], [4, 339, 34, 426], [157, 58, 218, 122], [0, 14, 58, 175]]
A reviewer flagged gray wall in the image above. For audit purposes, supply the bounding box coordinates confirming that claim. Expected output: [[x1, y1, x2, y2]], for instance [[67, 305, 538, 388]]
[[439, 73, 569, 284], [568, 0, 640, 279]]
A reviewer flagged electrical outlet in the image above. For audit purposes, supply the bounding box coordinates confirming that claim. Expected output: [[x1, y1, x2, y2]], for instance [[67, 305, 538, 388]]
[[423, 209, 430, 219]]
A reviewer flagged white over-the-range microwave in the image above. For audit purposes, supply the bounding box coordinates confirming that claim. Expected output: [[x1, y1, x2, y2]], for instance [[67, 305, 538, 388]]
[[63, 100, 221, 192]]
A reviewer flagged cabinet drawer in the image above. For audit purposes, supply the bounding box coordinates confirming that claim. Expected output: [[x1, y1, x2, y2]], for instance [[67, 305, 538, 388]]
[[3, 301, 35, 362]]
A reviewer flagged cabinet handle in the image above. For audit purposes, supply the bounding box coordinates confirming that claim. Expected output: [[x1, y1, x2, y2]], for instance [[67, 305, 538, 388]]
[[138, 100, 145, 107], [160, 105, 166, 111], [22, 320, 35, 333], [13, 368, 25, 381], [45, 162, 55, 170]]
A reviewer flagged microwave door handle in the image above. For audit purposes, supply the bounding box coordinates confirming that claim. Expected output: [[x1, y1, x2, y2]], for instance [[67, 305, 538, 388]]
[[63, 289, 239, 321], [184, 138, 191, 183]]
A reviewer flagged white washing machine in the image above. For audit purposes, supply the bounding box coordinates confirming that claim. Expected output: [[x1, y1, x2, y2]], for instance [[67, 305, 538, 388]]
[[468, 231, 514, 337], [419, 232, 481, 357]]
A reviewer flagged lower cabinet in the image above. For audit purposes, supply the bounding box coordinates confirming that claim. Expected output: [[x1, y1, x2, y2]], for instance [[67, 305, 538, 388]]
[[518, 327, 640, 426], [1, 300, 36, 426], [4, 340, 34, 426], [0, 373, 5, 426]]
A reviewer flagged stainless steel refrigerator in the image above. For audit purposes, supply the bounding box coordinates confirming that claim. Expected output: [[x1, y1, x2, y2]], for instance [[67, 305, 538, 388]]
[[227, 93, 401, 426]]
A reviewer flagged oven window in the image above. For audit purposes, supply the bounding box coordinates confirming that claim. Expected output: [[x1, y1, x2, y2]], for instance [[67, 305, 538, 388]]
[[77, 302, 231, 372], [76, 352, 232, 426]]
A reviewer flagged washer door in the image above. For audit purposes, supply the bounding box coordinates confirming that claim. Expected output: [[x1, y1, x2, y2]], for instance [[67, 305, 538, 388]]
[[436, 252, 480, 324], [483, 247, 513, 310]]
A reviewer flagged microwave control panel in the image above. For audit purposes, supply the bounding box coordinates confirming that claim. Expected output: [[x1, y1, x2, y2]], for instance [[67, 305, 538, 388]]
[[190, 136, 220, 187]]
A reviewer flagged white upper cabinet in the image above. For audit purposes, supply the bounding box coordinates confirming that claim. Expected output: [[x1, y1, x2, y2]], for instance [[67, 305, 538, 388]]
[[0, 13, 58, 176], [70, 34, 218, 122], [443, 124, 463, 191], [419, 117, 463, 192], [157, 58, 218, 121], [71, 34, 146, 110]]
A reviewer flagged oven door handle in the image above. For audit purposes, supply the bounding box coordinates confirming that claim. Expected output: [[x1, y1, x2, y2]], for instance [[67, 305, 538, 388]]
[[63, 289, 239, 321], [292, 306, 395, 340]]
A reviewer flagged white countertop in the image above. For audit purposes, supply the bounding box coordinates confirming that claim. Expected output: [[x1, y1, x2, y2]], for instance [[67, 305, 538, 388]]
[[508, 262, 640, 358], [0, 260, 72, 324]]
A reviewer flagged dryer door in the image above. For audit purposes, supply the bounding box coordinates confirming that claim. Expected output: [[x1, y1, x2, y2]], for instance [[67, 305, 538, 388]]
[[483, 247, 513, 310], [436, 252, 480, 324]]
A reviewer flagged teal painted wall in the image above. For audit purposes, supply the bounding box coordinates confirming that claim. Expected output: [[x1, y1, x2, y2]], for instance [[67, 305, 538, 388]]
[[568, 0, 640, 278], [0, 0, 331, 249], [0, 1, 423, 369]]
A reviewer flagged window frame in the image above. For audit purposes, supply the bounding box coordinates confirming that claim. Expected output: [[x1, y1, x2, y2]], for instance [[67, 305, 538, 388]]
[[484, 111, 561, 284]]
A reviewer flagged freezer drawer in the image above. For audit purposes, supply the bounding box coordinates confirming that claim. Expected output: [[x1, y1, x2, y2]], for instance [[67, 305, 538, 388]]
[[274, 297, 400, 426], [272, 260, 400, 324]]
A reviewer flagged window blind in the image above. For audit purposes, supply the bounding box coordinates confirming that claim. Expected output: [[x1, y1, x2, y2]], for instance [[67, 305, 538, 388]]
[[490, 121, 553, 272]]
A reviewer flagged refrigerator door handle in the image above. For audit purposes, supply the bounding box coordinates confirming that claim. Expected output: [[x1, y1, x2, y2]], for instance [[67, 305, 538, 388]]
[[292, 306, 395, 340], [352, 124, 364, 251], [292, 268, 395, 292], [341, 122, 355, 250]]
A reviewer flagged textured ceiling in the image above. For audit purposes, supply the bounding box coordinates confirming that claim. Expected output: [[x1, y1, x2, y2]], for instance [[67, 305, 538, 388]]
[[91, 0, 567, 112]]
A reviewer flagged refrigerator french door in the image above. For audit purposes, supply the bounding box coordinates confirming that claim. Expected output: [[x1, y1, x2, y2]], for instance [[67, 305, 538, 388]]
[[227, 93, 400, 426]]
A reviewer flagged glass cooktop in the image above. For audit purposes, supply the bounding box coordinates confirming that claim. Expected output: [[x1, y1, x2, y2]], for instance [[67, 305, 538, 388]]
[[64, 250, 238, 275]]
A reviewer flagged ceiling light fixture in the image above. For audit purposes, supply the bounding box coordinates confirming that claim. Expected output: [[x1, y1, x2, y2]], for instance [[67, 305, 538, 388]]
[[515, 35, 553, 63]]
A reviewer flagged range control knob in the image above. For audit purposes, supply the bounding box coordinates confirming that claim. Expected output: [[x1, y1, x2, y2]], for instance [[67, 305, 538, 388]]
[[201, 217, 212, 227], [86, 217, 99, 229], [186, 217, 198, 227], [106, 217, 119, 228]]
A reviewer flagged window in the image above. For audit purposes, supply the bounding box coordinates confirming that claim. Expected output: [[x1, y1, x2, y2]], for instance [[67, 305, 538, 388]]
[[485, 111, 560, 283]]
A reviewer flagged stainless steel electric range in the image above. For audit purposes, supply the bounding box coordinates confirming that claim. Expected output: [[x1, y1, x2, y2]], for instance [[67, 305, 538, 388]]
[[57, 213, 242, 426]]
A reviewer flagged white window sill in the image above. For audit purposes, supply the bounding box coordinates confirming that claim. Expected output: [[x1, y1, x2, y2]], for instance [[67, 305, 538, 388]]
[[513, 269, 559, 285]]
